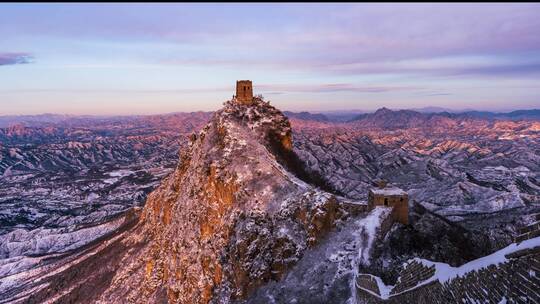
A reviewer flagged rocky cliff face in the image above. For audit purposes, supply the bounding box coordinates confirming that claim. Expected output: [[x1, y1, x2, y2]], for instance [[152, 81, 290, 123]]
[[22, 98, 345, 304]]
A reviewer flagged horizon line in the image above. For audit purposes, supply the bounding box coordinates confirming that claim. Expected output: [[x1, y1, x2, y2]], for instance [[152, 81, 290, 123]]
[[1, 107, 539, 118]]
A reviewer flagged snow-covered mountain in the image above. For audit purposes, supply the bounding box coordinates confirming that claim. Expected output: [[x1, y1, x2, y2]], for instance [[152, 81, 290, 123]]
[[1, 98, 370, 303], [0, 104, 538, 303]]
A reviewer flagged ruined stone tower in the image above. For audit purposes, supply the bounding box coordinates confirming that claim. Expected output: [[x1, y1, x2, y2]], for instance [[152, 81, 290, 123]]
[[235, 80, 253, 105], [368, 182, 409, 225]]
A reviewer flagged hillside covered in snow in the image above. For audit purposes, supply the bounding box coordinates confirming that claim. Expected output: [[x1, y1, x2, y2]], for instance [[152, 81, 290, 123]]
[[0, 102, 539, 303]]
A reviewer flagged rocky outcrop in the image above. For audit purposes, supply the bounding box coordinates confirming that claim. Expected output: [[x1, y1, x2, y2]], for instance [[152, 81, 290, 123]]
[[244, 206, 392, 304], [16, 98, 348, 304]]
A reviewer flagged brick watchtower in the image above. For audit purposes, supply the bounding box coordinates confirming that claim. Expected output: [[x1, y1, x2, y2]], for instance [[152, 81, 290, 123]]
[[235, 80, 254, 105], [368, 181, 409, 225]]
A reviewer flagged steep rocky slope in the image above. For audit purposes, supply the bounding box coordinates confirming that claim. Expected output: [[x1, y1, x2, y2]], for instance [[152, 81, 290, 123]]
[[0, 112, 211, 270], [7, 98, 357, 303]]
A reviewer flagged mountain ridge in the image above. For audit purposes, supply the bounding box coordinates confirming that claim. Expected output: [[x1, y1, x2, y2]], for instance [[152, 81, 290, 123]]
[[13, 97, 356, 303], [1, 108, 538, 128]]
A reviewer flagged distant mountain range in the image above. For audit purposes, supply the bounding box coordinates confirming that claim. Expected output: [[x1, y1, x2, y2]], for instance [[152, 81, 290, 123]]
[[0, 112, 212, 128], [298, 107, 540, 122], [283, 108, 540, 124], [0, 113, 71, 128], [1, 108, 538, 128], [333, 108, 540, 123], [455, 109, 540, 120], [283, 111, 330, 122]]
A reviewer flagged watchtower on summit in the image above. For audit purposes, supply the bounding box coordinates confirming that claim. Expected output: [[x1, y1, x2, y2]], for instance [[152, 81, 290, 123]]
[[235, 80, 254, 105]]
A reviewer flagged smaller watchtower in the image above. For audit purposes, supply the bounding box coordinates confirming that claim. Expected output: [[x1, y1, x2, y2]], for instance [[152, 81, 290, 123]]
[[235, 80, 253, 105], [368, 181, 409, 225]]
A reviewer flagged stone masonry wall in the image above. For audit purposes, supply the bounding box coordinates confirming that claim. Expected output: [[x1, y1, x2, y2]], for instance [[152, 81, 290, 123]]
[[356, 274, 382, 297], [389, 260, 435, 295], [338, 201, 368, 217], [516, 213, 540, 243], [356, 214, 540, 303], [357, 244, 540, 303]]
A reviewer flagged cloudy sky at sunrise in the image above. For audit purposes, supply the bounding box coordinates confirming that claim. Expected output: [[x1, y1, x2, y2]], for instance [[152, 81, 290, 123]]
[[1, 3, 540, 115]]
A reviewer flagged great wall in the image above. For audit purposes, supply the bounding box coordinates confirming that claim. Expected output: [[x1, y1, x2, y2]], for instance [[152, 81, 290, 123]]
[[355, 213, 540, 303]]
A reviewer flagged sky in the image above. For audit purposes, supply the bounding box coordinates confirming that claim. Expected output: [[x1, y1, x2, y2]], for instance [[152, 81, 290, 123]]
[[1, 3, 540, 115]]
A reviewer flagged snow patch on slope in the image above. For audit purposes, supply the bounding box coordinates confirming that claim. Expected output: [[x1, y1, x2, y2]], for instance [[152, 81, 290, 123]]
[[355, 207, 391, 265]]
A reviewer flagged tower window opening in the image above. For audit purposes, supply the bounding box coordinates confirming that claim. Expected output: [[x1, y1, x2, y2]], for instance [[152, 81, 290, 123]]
[[384, 198, 388, 206]]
